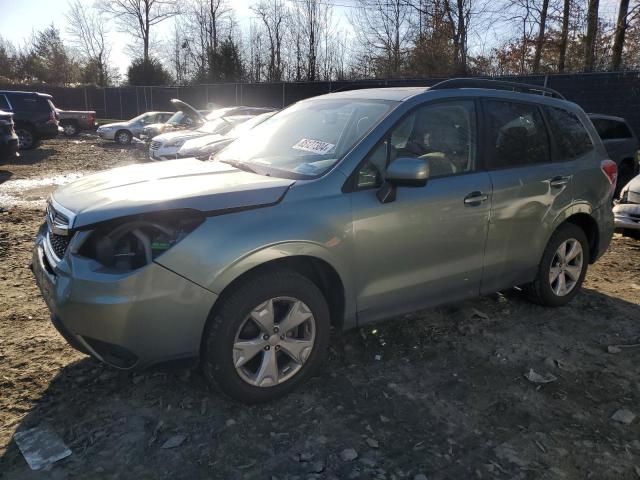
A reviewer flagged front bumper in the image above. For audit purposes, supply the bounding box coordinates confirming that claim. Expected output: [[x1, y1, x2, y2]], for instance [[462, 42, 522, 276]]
[[32, 225, 217, 369], [97, 129, 116, 140], [613, 203, 640, 230], [149, 145, 180, 161]]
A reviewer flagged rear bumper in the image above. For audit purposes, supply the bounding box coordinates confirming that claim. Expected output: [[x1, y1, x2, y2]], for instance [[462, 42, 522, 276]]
[[32, 226, 217, 369], [97, 130, 116, 140], [613, 203, 640, 231]]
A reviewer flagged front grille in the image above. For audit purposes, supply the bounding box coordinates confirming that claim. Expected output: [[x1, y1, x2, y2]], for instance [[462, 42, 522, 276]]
[[150, 140, 161, 150], [49, 232, 71, 259]]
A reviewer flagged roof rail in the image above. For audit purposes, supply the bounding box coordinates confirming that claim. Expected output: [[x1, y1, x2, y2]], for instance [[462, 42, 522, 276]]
[[430, 78, 565, 100]]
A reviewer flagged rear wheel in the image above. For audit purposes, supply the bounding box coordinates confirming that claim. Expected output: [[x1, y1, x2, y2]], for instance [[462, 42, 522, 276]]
[[525, 223, 589, 307], [115, 129, 132, 144], [61, 121, 79, 137], [202, 269, 330, 403], [15, 126, 39, 150]]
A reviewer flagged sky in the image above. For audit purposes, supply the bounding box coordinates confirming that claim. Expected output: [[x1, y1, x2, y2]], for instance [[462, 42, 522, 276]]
[[0, 0, 623, 79], [0, 0, 355, 78]]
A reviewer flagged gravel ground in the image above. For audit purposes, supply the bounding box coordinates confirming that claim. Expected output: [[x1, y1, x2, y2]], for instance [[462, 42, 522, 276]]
[[0, 136, 639, 479]]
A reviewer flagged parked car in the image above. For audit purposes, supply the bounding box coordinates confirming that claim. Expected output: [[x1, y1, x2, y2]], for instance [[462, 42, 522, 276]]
[[149, 115, 252, 161], [177, 111, 277, 160], [0, 109, 19, 161], [204, 106, 275, 121], [140, 99, 209, 142], [96, 111, 173, 144], [613, 174, 640, 239], [0, 90, 60, 149], [32, 79, 615, 403], [56, 107, 96, 136], [588, 113, 639, 197]]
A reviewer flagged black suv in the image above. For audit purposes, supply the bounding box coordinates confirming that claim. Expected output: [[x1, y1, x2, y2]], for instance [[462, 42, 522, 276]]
[[0, 90, 60, 149]]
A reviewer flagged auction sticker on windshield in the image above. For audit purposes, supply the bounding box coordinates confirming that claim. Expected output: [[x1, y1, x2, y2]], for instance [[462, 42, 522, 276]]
[[292, 139, 335, 155]]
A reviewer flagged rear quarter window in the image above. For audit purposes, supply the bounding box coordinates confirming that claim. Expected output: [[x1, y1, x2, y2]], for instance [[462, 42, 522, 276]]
[[544, 106, 594, 160], [0, 95, 10, 110], [592, 118, 633, 140], [6, 94, 51, 112]]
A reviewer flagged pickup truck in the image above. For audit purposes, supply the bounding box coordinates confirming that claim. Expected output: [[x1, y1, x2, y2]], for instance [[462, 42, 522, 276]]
[[56, 108, 96, 136]]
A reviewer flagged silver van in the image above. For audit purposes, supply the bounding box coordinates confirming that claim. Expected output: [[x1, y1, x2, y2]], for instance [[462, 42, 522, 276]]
[[33, 79, 616, 402]]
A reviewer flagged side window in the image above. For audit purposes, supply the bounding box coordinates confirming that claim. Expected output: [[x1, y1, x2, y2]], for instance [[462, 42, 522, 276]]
[[484, 100, 550, 169], [356, 100, 477, 188], [592, 118, 632, 140], [0, 95, 10, 110], [544, 106, 593, 160]]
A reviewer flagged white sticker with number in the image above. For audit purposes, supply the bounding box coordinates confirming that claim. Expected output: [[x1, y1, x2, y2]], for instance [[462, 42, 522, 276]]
[[292, 138, 335, 155]]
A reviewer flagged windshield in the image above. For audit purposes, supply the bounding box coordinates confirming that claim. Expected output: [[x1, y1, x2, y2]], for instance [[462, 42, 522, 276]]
[[228, 112, 275, 137], [205, 107, 235, 121], [166, 111, 186, 125], [197, 118, 236, 135], [130, 113, 154, 123], [217, 99, 395, 178]]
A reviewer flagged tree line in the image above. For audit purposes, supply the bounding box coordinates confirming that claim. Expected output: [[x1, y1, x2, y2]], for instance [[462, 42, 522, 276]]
[[0, 0, 638, 87]]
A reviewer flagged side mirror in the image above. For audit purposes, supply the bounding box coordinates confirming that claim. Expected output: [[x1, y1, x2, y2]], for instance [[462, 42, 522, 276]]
[[377, 157, 429, 203]]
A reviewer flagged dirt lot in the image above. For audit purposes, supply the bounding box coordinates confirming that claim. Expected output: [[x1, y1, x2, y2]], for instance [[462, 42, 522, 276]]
[[1, 136, 639, 479]]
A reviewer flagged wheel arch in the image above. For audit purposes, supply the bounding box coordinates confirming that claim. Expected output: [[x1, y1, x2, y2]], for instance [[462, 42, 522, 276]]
[[562, 212, 600, 263]]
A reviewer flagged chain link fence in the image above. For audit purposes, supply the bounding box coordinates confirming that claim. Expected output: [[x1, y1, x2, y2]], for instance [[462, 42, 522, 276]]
[[2, 71, 639, 132]]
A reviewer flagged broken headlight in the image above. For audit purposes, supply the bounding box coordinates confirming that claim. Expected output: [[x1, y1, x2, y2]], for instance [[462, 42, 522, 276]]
[[78, 213, 204, 271]]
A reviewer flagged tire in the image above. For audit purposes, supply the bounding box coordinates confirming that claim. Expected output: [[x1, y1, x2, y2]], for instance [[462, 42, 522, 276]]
[[114, 129, 132, 144], [202, 269, 330, 403], [61, 121, 79, 137], [525, 223, 589, 307], [15, 126, 39, 150], [615, 162, 634, 200]]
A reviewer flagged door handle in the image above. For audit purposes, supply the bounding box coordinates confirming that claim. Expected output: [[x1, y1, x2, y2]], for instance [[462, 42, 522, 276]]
[[549, 176, 570, 188], [464, 191, 489, 206]]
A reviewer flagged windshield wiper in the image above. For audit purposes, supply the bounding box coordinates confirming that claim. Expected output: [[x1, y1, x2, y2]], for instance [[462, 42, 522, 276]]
[[220, 159, 258, 174]]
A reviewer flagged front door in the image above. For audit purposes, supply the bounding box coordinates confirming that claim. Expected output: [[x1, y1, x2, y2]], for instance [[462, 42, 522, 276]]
[[350, 100, 493, 324]]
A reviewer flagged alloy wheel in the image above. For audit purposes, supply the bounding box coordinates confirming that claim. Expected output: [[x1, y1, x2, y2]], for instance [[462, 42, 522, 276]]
[[63, 123, 77, 136], [116, 131, 130, 143], [233, 297, 316, 387], [549, 238, 583, 296]]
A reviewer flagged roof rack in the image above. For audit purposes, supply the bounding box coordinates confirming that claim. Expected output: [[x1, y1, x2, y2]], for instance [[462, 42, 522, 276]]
[[430, 78, 565, 100]]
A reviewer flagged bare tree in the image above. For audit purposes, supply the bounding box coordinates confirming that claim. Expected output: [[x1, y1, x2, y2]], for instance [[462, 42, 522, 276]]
[[558, 0, 571, 72], [532, 0, 550, 72], [98, 0, 179, 63], [252, 0, 288, 81], [350, 0, 413, 77], [66, 0, 112, 86], [611, 0, 631, 70], [583, 0, 599, 71]]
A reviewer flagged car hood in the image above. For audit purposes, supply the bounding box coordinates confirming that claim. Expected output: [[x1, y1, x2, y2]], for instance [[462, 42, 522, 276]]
[[180, 133, 227, 151], [154, 129, 205, 143], [52, 159, 295, 229], [170, 98, 205, 122]]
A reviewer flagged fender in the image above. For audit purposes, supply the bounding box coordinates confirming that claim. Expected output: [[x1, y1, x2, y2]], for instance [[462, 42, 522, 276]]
[[209, 240, 357, 323]]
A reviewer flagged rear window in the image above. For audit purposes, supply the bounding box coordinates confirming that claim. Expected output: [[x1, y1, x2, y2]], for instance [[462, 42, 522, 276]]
[[6, 94, 52, 112], [544, 107, 594, 160], [592, 118, 633, 140], [484, 100, 550, 169]]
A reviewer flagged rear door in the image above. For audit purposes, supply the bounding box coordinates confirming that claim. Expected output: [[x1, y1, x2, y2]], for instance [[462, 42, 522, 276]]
[[480, 99, 574, 294]]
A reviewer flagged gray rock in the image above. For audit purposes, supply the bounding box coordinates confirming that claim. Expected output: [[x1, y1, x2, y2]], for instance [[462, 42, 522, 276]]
[[611, 408, 636, 425], [299, 452, 314, 462], [161, 434, 186, 449], [341, 448, 359, 461], [414, 475, 428, 480], [366, 437, 380, 448], [309, 461, 325, 473]]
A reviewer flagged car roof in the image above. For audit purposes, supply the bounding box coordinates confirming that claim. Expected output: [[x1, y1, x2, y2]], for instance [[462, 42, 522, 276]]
[[315, 87, 428, 102], [587, 113, 627, 123], [0, 90, 53, 99]]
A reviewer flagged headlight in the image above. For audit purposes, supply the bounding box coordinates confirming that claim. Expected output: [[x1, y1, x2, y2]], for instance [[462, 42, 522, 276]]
[[78, 212, 204, 272]]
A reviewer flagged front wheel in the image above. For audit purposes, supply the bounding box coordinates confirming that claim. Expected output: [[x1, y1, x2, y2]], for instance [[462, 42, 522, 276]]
[[202, 270, 330, 403], [525, 223, 589, 307], [114, 129, 132, 144]]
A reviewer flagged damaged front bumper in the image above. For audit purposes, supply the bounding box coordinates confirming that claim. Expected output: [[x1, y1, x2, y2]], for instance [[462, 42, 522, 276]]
[[31, 224, 217, 369]]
